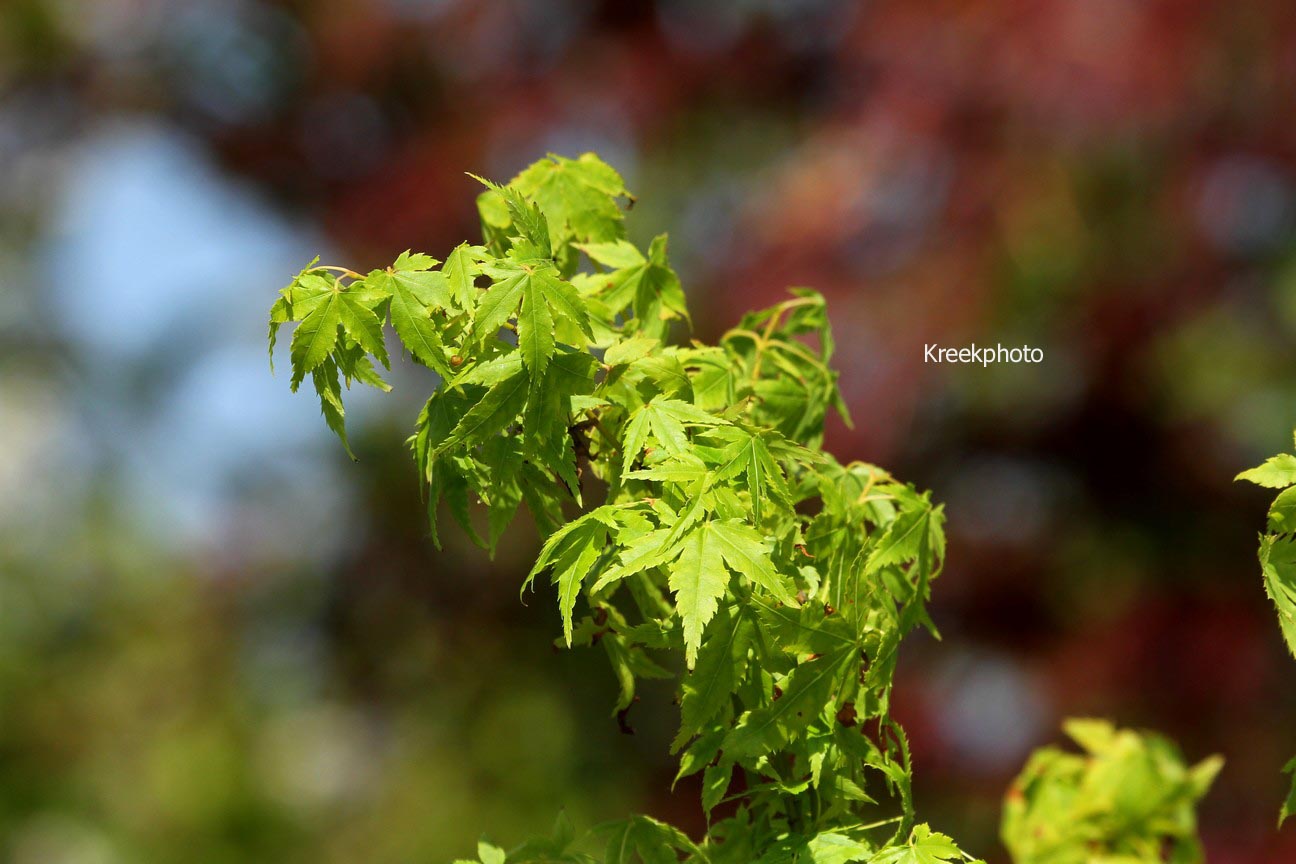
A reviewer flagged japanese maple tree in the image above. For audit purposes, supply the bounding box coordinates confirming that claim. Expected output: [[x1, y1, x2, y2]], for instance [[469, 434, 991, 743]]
[[268, 153, 1217, 863]]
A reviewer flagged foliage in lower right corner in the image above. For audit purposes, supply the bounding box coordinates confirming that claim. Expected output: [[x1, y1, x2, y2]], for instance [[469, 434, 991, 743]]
[[1001, 719, 1221, 864]]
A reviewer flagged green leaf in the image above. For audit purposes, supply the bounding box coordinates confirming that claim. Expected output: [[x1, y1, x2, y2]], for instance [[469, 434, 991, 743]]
[[600, 815, 697, 864], [590, 527, 682, 593], [866, 501, 936, 576], [620, 398, 723, 474], [311, 357, 354, 460], [473, 270, 526, 342], [382, 271, 452, 376], [268, 295, 290, 371], [620, 406, 654, 476], [756, 833, 875, 864], [701, 761, 733, 813], [1260, 535, 1296, 658], [604, 335, 658, 368], [482, 436, 525, 554], [342, 348, 391, 392], [715, 430, 791, 526], [393, 268, 452, 310], [580, 240, 645, 270], [688, 349, 734, 412], [710, 520, 798, 606], [548, 348, 599, 395], [525, 507, 620, 586], [651, 397, 723, 427], [1269, 485, 1296, 532], [805, 833, 874, 864], [519, 270, 556, 379], [638, 234, 688, 328], [540, 270, 593, 341], [725, 647, 851, 758], [393, 249, 435, 270], [476, 840, 506, 864], [679, 604, 752, 738], [335, 292, 388, 368], [624, 454, 710, 484], [512, 153, 629, 253], [437, 370, 528, 453], [476, 262, 592, 382], [550, 518, 611, 644], [444, 243, 485, 309], [671, 522, 731, 667], [583, 233, 688, 336], [627, 353, 692, 398], [471, 172, 553, 258], [867, 825, 965, 864], [1282, 756, 1296, 826], [288, 289, 342, 390], [1003, 720, 1218, 864], [453, 353, 524, 389], [1237, 453, 1296, 488]]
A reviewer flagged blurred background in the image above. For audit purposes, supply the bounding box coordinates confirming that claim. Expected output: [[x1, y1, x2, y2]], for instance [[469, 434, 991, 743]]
[[2, 0, 1296, 861]]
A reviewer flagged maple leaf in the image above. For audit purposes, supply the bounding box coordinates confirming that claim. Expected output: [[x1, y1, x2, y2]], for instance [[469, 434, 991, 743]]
[[436, 369, 529, 454], [474, 259, 592, 384], [708, 519, 798, 606], [1260, 535, 1296, 659], [1237, 453, 1296, 488], [580, 234, 688, 337], [725, 647, 852, 757], [310, 357, 353, 460], [868, 826, 969, 864], [286, 280, 343, 390], [368, 258, 454, 376], [670, 521, 729, 668], [677, 604, 752, 740], [713, 427, 793, 526], [509, 153, 630, 271], [472, 172, 553, 259], [599, 815, 698, 864], [621, 398, 725, 475]]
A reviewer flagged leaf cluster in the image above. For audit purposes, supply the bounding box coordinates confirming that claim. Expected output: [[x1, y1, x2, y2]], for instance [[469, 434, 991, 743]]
[[1001, 720, 1220, 864], [265, 152, 986, 863], [265, 150, 1237, 863]]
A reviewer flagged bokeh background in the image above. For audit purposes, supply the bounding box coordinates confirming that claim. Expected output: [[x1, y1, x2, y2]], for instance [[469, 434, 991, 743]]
[[3, 0, 1296, 861]]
